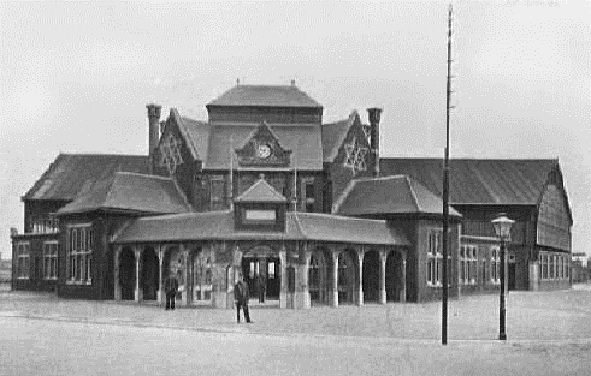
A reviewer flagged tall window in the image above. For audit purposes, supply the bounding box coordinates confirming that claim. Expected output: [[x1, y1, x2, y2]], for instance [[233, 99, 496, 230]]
[[210, 175, 226, 210], [426, 230, 449, 286], [549, 254, 555, 280], [17, 241, 30, 279], [43, 241, 59, 280], [491, 247, 500, 284], [542, 254, 548, 280], [301, 177, 315, 213], [461, 245, 478, 285], [67, 225, 93, 284]]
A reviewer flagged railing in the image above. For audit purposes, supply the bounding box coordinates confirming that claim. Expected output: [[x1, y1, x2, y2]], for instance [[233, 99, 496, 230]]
[[27, 215, 60, 234]]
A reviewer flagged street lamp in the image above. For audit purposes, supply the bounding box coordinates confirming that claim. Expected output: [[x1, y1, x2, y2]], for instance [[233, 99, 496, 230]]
[[492, 213, 514, 341]]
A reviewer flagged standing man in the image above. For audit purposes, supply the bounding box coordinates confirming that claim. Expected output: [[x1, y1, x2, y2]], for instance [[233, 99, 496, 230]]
[[234, 277, 252, 323], [164, 271, 179, 310], [258, 273, 266, 303]]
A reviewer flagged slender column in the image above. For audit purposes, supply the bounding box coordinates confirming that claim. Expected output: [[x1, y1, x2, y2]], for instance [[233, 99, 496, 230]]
[[401, 251, 407, 303], [158, 246, 164, 304], [299, 250, 312, 309], [134, 246, 143, 303], [182, 245, 189, 306], [279, 248, 287, 309], [330, 250, 339, 308], [114, 246, 121, 301], [356, 249, 365, 306], [379, 249, 387, 304]]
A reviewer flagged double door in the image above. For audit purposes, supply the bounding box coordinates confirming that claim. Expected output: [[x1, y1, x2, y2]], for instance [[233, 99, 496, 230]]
[[241, 257, 280, 299]]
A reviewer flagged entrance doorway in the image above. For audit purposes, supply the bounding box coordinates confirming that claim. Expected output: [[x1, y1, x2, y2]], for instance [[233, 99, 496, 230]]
[[119, 247, 135, 300], [241, 257, 280, 299], [362, 251, 380, 303], [385, 252, 403, 302], [142, 247, 159, 300]]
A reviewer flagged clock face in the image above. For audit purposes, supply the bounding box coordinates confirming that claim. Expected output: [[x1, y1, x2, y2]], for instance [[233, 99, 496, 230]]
[[257, 144, 271, 158]]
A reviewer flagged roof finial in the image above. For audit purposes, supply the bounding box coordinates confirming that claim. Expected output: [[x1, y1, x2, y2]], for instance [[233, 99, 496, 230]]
[[259, 173, 265, 180]]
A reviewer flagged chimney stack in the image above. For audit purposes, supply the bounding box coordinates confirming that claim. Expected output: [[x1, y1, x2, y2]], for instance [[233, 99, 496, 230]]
[[147, 103, 162, 175], [367, 108, 382, 177]]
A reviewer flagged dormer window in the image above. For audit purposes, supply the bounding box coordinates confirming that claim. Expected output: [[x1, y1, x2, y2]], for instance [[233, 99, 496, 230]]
[[234, 174, 287, 232]]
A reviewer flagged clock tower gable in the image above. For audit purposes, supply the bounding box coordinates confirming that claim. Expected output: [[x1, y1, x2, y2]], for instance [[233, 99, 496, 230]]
[[235, 121, 292, 167]]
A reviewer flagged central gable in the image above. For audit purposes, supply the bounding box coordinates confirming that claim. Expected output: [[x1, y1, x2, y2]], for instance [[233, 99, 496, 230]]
[[235, 122, 292, 167]]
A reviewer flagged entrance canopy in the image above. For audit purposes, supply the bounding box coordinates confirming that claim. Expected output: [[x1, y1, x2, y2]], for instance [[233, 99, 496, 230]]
[[112, 211, 409, 246]]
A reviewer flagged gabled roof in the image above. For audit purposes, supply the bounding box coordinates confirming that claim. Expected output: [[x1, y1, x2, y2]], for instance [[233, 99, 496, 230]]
[[380, 158, 557, 205], [167, 109, 209, 161], [207, 84, 322, 108], [204, 122, 323, 170], [113, 211, 409, 246], [58, 172, 193, 215], [235, 175, 287, 203], [335, 175, 461, 217], [321, 112, 357, 162], [23, 154, 149, 201]]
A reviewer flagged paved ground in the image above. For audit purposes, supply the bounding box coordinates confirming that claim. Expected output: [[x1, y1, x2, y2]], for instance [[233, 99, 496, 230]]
[[2, 285, 591, 341], [1, 286, 590, 375]]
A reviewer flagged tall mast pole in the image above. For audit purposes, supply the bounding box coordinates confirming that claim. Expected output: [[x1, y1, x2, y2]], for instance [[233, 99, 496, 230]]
[[442, 2, 453, 346]]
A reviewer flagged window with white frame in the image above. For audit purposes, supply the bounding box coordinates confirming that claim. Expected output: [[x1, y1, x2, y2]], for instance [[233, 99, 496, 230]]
[[67, 225, 93, 284], [43, 241, 58, 280], [558, 256, 563, 279], [427, 230, 450, 287], [17, 241, 30, 279], [490, 247, 500, 284], [461, 245, 478, 285], [550, 255, 555, 280], [543, 254, 549, 280]]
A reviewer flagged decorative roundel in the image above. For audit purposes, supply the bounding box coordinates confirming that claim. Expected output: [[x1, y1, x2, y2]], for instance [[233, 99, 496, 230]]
[[257, 144, 271, 158]]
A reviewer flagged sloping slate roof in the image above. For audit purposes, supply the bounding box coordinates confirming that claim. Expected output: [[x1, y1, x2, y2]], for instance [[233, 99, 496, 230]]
[[294, 213, 410, 245], [235, 176, 287, 202], [58, 172, 193, 215], [207, 85, 322, 108], [205, 123, 323, 170], [336, 175, 461, 217], [380, 158, 556, 205], [113, 211, 409, 246], [24, 154, 149, 200], [322, 114, 354, 162], [180, 117, 209, 160]]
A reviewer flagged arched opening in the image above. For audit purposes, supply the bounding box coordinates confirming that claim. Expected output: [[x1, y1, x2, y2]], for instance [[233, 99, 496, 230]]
[[141, 247, 159, 300], [363, 250, 380, 303], [309, 251, 329, 305], [166, 246, 185, 301], [385, 251, 402, 302], [119, 247, 135, 300], [338, 250, 356, 304]]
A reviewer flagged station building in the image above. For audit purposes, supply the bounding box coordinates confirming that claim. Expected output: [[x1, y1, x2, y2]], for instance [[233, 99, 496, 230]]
[[11, 83, 573, 308]]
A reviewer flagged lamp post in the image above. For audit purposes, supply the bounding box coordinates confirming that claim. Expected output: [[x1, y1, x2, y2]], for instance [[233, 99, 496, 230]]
[[492, 214, 514, 341]]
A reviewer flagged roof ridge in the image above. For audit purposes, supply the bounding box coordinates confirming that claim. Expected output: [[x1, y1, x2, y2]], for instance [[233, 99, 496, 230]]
[[102, 173, 120, 208], [405, 176, 422, 212], [331, 178, 357, 214], [325, 110, 359, 162], [115, 171, 173, 181], [58, 153, 147, 157], [235, 175, 286, 202], [171, 109, 201, 161], [293, 212, 387, 223], [22, 154, 64, 199]]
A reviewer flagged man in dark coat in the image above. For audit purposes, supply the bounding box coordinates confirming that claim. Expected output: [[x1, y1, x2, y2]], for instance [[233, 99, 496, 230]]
[[164, 272, 179, 310], [234, 278, 252, 323], [258, 274, 266, 303]]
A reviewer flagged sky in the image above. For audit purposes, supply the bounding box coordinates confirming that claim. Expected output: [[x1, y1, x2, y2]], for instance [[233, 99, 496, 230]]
[[1, 1, 590, 260]]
